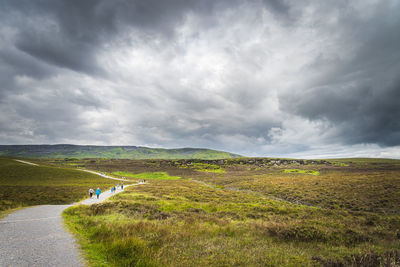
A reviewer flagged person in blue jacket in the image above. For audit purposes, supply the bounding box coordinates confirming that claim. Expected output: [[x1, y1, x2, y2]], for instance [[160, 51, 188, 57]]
[[95, 188, 101, 199]]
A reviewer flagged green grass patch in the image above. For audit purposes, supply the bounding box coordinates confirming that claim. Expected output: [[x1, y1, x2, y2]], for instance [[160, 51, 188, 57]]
[[113, 171, 138, 177], [66, 163, 84, 166], [177, 162, 226, 173], [330, 162, 350, 167], [113, 171, 180, 180], [284, 169, 320, 175], [192, 163, 226, 173]]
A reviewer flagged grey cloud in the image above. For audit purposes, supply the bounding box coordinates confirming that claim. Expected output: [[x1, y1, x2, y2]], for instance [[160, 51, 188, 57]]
[[0, 49, 53, 80], [0, 47, 56, 103], [1, 0, 216, 74], [280, 1, 400, 147], [1, 0, 400, 158], [15, 28, 104, 75], [128, 94, 280, 150], [261, 0, 291, 19], [0, 96, 108, 145], [2, 0, 295, 74]]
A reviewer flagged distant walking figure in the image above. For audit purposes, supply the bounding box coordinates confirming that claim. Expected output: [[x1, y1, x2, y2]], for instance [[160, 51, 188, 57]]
[[117, 183, 119, 189], [95, 188, 101, 199], [89, 188, 94, 198], [121, 183, 124, 190]]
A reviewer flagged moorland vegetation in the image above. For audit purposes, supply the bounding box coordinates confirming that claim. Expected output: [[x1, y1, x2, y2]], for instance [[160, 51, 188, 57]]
[[53, 157, 400, 266]]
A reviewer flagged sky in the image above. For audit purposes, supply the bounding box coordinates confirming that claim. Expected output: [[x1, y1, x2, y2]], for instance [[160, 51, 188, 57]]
[[1, 0, 400, 159]]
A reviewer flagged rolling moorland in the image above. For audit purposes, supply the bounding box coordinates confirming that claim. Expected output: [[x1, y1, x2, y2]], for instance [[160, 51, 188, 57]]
[[0, 145, 241, 160], [30, 157, 400, 266], [0, 158, 125, 218]]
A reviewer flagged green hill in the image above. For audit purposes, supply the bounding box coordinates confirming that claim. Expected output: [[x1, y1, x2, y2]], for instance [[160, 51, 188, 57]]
[[0, 145, 242, 159]]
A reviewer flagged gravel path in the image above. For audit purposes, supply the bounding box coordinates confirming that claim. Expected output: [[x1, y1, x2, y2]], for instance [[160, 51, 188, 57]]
[[0, 205, 83, 267], [80, 169, 128, 182], [80, 184, 134, 205], [0, 184, 136, 267], [1, 160, 139, 266], [14, 159, 38, 166]]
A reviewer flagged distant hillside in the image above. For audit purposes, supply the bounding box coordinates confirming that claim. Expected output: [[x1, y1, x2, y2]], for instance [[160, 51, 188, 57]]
[[0, 145, 242, 160]]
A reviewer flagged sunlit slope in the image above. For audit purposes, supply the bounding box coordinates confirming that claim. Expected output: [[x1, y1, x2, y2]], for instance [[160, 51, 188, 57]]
[[0, 145, 242, 159]]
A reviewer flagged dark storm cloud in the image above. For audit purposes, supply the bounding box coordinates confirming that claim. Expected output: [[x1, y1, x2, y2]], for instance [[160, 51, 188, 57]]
[[1, 0, 400, 158], [1, 0, 293, 74], [1, 0, 214, 74], [15, 29, 104, 75], [280, 1, 400, 147], [0, 45, 56, 104], [284, 77, 400, 146], [0, 49, 53, 80], [261, 0, 291, 18]]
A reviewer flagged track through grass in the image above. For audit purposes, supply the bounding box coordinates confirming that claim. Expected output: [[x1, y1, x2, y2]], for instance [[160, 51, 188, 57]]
[[0, 157, 117, 216], [113, 171, 181, 180]]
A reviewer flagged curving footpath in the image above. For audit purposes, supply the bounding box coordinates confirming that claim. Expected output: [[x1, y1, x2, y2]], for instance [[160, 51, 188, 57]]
[[80, 184, 134, 205], [0, 160, 138, 267], [0, 205, 82, 267], [80, 169, 128, 182], [14, 159, 39, 166]]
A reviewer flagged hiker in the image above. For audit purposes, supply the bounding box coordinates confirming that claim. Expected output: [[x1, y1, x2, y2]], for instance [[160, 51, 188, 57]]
[[113, 186, 116, 192], [89, 188, 94, 198], [95, 188, 101, 199], [121, 183, 124, 190], [117, 183, 119, 189]]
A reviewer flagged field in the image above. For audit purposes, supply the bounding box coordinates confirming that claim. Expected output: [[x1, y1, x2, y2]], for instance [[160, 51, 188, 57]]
[[57, 157, 400, 266], [0, 145, 241, 159], [0, 157, 123, 217]]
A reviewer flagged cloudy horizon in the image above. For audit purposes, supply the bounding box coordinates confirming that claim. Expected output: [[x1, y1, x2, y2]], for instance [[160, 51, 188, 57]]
[[1, 0, 400, 159]]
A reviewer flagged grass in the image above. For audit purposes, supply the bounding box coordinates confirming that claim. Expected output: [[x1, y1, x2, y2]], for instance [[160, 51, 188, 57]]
[[329, 162, 349, 167], [61, 157, 400, 266], [113, 171, 181, 180], [0, 157, 118, 216], [0, 145, 242, 159], [178, 162, 227, 173], [64, 179, 400, 266], [283, 169, 320, 175], [192, 163, 226, 173]]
